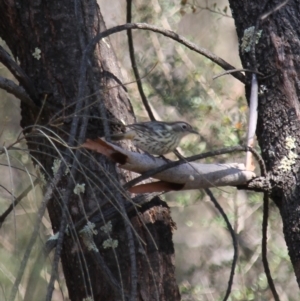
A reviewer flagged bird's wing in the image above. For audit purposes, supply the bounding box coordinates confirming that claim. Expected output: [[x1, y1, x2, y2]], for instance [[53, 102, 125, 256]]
[[110, 130, 136, 141]]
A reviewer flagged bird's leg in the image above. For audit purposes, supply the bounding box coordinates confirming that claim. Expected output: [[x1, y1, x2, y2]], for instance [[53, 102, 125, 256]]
[[157, 155, 172, 163], [173, 149, 185, 160]]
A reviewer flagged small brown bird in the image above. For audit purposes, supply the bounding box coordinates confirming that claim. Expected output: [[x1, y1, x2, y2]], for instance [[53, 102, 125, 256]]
[[110, 121, 199, 155]]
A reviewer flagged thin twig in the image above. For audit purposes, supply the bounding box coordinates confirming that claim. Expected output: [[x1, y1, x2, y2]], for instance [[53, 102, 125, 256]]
[[114, 163, 138, 297], [262, 192, 280, 301], [194, 4, 232, 18], [173, 148, 237, 300], [126, 0, 156, 121], [23, 237, 57, 301], [8, 174, 61, 301], [213, 68, 264, 80], [45, 161, 83, 301], [260, 0, 289, 21], [0, 178, 39, 228], [33, 94, 48, 126], [126, 6, 159, 298], [90, 250, 127, 299], [205, 188, 237, 301]]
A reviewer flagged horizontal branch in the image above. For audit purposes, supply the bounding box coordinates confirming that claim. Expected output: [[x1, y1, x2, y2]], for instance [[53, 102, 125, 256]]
[[124, 160, 254, 191], [82, 139, 256, 192]]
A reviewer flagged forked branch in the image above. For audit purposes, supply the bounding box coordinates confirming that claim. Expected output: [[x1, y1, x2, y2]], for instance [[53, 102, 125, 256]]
[[0, 46, 39, 105]]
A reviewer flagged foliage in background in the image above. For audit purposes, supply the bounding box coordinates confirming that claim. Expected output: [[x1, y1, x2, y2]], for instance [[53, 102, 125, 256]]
[[0, 0, 297, 300]]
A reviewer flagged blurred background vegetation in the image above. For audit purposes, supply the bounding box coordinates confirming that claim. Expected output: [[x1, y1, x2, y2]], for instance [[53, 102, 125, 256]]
[[0, 0, 297, 300]]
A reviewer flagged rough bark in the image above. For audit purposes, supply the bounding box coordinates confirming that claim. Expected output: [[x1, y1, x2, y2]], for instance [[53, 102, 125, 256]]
[[228, 0, 300, 285], [0, 1, 180, 300]]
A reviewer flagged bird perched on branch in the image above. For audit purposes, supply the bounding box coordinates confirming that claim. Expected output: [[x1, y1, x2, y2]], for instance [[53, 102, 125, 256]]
[[110, 121, 199, 155]]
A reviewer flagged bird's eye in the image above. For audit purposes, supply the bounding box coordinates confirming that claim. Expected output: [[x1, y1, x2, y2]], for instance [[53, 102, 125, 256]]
[[181, 124, 187, 130]]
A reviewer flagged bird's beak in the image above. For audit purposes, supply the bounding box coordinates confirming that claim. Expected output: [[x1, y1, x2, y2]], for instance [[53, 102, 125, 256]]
[[190, 128, 200, 135]]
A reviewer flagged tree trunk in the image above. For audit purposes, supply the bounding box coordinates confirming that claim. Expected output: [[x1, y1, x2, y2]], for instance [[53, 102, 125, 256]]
[[228, 0, 300, 286], [0, 1, 180, 300]]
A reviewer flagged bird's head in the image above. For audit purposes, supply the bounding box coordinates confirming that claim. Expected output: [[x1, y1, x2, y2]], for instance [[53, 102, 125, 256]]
[[168, 122, 199, 138]]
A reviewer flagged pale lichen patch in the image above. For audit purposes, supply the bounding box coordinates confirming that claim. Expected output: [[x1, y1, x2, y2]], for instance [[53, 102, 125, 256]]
[[52, 159, 61, 176], [48, 232, 59, 241], [79, 222, 98, 252], [74, 183, 85, 195], [241, 26, 262, 53], [278, 137, 297, 172], [32, 47, 41, 60], [103, 238, 118, 249], [100, 221, 112, 234]]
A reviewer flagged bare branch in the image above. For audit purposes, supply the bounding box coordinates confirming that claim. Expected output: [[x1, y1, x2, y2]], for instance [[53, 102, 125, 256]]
[[0, 46, 39, 105], [205, 188, 237, 301], [260, 0, 290, 21], [82, 139, 256, 191], [123, 158, 254, 190], [126, 0, 155, 122], [0, 178, 39, 228], [193, 3, 232, 18], [213, 68, 264, 80], [0, 76, 37, 109]]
